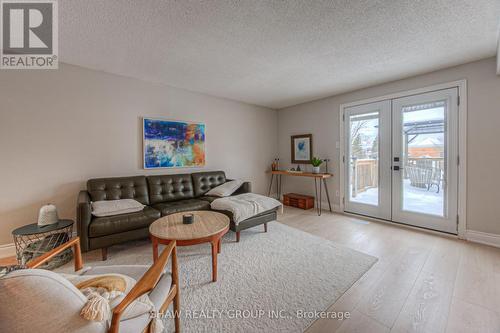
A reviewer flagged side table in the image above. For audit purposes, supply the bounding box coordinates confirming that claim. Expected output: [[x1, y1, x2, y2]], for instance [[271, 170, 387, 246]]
[[267, 170, 333, 215], [12, 219, 74, 269]]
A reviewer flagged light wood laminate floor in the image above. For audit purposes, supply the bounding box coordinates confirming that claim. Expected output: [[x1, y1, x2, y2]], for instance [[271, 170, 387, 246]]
[[1, 207, 498, 332], [278, 206, 500, 333]]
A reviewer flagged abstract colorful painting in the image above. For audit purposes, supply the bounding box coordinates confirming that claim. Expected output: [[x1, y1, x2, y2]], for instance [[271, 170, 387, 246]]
[[143, 118, 205, 169]]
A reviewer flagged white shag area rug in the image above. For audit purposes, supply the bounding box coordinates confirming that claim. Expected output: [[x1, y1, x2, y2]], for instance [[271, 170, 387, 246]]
[[60, 222, 377, 332]]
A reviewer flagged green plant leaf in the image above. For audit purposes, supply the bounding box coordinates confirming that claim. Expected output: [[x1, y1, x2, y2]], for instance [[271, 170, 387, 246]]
[[311, 157, 323, 167]]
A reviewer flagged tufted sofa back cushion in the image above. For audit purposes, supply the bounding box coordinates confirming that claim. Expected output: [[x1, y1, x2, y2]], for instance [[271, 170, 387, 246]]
[[191, 171, 227, 197], [87, 176, 150, 205], [147, 174, 194, 204]]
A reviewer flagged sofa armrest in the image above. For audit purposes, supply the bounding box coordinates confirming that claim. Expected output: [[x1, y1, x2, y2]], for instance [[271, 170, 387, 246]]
[[77, 190, 92, 252], [232, 181, 252, 195]]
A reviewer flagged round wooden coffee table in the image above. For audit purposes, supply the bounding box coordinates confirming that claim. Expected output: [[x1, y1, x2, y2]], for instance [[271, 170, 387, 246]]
[[149, 211, 229, 282]]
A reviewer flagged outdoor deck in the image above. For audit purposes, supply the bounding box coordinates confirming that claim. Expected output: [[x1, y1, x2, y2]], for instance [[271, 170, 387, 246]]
[[352, 179, 443, 216]]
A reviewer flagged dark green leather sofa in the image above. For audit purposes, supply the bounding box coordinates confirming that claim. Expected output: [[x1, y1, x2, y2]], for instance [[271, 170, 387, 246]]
[[77, 171, 277, 259]]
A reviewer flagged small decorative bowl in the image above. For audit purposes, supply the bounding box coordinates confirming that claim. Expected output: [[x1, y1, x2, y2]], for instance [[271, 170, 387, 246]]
[[182, 214, 194, 224]]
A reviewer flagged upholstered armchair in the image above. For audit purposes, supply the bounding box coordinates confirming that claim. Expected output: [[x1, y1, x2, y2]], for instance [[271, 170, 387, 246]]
[[0, 237, 180, 333]]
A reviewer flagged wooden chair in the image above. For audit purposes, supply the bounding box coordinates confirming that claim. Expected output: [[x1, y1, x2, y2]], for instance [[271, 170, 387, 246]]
[[0, 237, 180, 333]]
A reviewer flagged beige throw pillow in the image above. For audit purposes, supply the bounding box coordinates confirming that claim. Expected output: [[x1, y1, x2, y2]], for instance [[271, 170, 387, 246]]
[[206, 179, 244, 197], [91, 199, 145, 217]]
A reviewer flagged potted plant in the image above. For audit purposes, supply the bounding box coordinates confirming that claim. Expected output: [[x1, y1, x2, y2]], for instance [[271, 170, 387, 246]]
[[311, 157, 323, 174]]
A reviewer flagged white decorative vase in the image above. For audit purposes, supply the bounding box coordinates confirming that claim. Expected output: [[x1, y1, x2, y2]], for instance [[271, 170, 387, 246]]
[[312, 166, 320, 174], [38, 204, 59, 226]]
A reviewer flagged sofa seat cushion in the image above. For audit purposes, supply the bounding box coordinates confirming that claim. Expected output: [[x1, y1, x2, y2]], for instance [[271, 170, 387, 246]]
[[210, 193, 282, 224], [198, 195, 219, 203], [152, 199, 210, 216], [89, 206, 160, 238]]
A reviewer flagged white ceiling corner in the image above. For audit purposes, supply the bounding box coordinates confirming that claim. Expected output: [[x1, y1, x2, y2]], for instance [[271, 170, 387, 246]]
[[60, 0, 500, 109]]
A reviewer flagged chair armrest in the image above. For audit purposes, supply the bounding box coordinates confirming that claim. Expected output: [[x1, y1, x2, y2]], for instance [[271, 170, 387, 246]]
[[108, 241, 178, 333], [27, 237, 83, 271], [233, 181, 252, 195], [77, 190, 92, 252]]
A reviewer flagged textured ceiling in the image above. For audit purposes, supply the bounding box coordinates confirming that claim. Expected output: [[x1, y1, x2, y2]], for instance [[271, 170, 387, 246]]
[[60, 0, 500, 109]]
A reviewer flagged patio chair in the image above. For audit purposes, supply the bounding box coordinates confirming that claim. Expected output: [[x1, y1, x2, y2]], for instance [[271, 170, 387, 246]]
[[428, 167, 442, 193], [405, 165, 441, 193], [0, 237, 180, 333], [406, 165, 431, 188]]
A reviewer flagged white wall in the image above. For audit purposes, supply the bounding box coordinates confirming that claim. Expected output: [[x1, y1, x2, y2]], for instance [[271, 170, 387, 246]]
[[1, 57, 498, 247], [0, 63, 278, 245], [278, 57, 500, 236]]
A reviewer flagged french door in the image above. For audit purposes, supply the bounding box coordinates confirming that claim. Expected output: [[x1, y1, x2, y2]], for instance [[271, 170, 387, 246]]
[[344, 100, 392, 220], [344, 88, 459, 234]]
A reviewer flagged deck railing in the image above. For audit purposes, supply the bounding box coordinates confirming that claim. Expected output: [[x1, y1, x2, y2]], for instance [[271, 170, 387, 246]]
[[351, 157, 444, 196], [351, 158, 378, 197], [405, 157, 444, 179]]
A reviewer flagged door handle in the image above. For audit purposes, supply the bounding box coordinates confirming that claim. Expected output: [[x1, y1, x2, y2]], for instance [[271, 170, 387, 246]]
[[393, 166, 400, 171]]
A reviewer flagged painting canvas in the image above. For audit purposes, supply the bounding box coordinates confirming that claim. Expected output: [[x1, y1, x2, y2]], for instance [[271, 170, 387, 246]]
[[143, 118, 205, 169], [291, 134, 312, 164]]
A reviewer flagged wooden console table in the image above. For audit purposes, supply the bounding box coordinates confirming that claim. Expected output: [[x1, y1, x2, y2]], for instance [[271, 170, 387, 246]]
[[267, 170, 333, 216]]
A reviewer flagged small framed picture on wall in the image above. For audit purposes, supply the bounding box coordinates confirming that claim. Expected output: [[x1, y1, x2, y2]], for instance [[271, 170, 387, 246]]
[[291, 134, 312, 164]]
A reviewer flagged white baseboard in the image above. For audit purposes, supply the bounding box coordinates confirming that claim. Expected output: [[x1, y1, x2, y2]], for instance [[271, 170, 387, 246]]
[[319, 202, 342, 213], [466, 230, 500, 248], [0, 243, 16, 259]]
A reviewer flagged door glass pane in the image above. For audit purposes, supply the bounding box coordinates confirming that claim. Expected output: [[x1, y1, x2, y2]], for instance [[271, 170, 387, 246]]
[[349, 112, 379, 206], [401, 101, 446, 216]]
